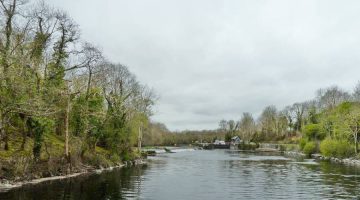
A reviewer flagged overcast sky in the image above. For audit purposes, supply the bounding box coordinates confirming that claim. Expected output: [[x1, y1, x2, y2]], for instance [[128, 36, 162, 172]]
[[48, 0, 360, 131]]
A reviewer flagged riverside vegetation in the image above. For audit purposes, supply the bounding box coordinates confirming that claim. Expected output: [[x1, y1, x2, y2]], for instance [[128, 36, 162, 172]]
[[148, 84, 360, 162], [0, 0, 155, 182]]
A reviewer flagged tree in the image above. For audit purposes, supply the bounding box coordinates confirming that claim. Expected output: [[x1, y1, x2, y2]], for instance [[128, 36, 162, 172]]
[[353, 81, 360, 102], [276, 111, 289, 137], [97, 63, 155, 155], [239, 113, 256, 142], [317, 86, 350, 110], [343, 105, 360, 154], [0, 0, 157, 167], [292, 102, 307, 132], [282, 106, 295, 132], [218, 119, 227, 132], [259, 105, 277, 138], [223, 120, 239, 142], [142, 122, 169, 146]]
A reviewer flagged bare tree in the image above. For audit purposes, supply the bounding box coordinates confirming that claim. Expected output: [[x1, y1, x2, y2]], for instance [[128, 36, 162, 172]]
[[282, 105, 295, 132], [239, 113, 256, 142], [276, 111, 289, 137], [353, 81, 360, 102], [292, 102, 307, 132], [317, 86, 350, 109], [218, 119, 227, 132], [344, 107, 360, 154], [259, 105, 277, 138]]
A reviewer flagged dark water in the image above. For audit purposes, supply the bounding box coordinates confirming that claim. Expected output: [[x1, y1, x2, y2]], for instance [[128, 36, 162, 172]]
[[1, 150, 360, 200]]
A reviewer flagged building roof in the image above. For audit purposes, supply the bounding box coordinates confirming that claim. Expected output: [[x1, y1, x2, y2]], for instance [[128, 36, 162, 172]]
[[231, 136, 240, 140]]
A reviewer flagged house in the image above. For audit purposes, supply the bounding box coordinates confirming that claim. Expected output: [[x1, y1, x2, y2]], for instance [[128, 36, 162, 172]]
[[229, 136, 242, 150], [230, 136, 242, 145]]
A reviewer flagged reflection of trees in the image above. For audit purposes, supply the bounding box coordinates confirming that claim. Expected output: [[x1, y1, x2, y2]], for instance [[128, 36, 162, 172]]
[[301, 161, 360, 198], [4, 166, 149, 200], [221, 151, 360, 198], [221, 151, 291, 193]]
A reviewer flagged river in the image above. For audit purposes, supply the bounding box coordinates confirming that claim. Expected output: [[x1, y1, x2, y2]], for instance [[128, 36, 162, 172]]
[[1, 150, 360, 199]]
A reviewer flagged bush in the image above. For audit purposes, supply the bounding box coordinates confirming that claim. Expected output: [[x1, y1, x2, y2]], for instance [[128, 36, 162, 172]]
[[320, 138, 335, 157], [238, 142, 258, 150], [83, 152, 112, 168], [299, 138, 307, 150], [303, 141, 317, 156], [109, 154, 121, 164], [121, 151, 139, 161], [320, 138, 353, 158]]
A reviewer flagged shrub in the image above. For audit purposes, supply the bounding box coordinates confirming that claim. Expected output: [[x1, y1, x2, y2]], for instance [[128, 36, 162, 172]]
[[335, 141, 353, 158], [121, 151, 139, 161], [303, 141, 317, 156], [110, 154, 121, 164], [29, 117, 55, 160], [320, 138, 336, 157], [238, 142, 258, 150], [83, 152, 112, 168], [299, 138, 307, 150], [320, 138, 353, 158]]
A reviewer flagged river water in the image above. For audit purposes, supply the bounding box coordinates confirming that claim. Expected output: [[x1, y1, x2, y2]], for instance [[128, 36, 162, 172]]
[[1, 150, 360, 200]]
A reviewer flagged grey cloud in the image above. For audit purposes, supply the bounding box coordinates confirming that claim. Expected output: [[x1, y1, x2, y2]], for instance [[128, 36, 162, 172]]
[[48, 0, 360, 130]]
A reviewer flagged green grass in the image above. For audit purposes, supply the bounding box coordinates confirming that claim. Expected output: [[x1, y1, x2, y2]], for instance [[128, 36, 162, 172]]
[[0, 131, 131, 181], [0, 133, 33, 159]]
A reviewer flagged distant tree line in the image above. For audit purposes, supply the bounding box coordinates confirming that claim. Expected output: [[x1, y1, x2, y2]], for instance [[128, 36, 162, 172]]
[[218, 84, 360, 158], [142, 84, 360, 150], [142, 122, 225, 146]]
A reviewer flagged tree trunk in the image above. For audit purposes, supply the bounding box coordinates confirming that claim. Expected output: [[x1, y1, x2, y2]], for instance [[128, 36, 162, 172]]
[[4, 134, 8, 151], [55, 113, 65, 136], [21, 129, 26, 150], [355, 131, 358, 154], [138, 125, 142, 152], [64, 96, 70, 160], [20, 115, 27, 150], [86, 69, 92, 100], [94, 139, 98, 152], [0, 114, 3, 149], [1, 115, 9, 151]]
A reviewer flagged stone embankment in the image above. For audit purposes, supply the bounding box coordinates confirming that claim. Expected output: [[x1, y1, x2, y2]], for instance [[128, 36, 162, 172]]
[[311, 154, 360, 166], [284, 151, 360, 167]]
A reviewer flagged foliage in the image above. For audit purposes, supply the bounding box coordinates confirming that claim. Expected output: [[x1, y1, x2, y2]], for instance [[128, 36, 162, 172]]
[[238, 142, 258, 150], [0, 0, 156, 180], [238, 113, 256, 143], [303, 141, 317, 156], [28, 117, 54, 160], [299, 138, 307, 150], [320, 138, 353, 158], [304, 124, 325, 140]]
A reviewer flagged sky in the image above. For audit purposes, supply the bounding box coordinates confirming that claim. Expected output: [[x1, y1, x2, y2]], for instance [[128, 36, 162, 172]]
[[47, 0, 360, 131]]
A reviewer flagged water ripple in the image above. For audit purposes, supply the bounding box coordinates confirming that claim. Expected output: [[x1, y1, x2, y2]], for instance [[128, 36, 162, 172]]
[[2, 150, 360, 199]]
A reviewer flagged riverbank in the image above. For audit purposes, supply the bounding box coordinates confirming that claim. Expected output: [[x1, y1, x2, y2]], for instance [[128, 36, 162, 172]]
[[311, 154, 360, 167], [0, 159, 146, 192], [283, 150, 360, 168]]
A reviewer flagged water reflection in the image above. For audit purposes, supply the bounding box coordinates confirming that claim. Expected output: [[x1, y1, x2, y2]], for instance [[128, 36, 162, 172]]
[[1, 150, 360, 199], [0, 166, 148, 200]]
